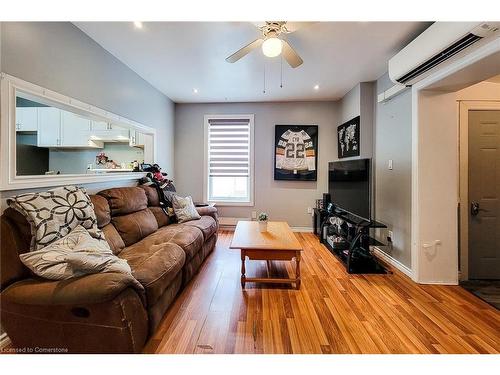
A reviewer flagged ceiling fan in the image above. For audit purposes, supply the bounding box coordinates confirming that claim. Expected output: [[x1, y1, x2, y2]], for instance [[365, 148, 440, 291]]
[[226, 21, 311, 68]]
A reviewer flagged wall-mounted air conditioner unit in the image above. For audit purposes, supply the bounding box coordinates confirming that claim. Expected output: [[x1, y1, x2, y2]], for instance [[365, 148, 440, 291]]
[[389, 22, 500, 86]]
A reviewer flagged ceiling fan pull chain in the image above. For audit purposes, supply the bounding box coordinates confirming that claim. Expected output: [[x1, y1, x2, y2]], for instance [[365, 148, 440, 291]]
[[263, 61, 266, 94]]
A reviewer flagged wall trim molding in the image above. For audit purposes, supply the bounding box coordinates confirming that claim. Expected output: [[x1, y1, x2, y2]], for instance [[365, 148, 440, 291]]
[[372, 246, 414, 279], [290, 226, 313, 233]]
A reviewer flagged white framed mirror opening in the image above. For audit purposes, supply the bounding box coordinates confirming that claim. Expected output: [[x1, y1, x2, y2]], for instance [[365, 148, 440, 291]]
[[1, 73, 157, 190]]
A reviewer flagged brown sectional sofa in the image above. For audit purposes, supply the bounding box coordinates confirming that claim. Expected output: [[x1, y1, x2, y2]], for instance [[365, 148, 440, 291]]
[[0, 186, 218, 353]]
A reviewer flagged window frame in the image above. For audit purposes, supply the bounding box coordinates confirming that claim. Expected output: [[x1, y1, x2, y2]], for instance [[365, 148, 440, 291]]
[[203, 114, 255, 206]]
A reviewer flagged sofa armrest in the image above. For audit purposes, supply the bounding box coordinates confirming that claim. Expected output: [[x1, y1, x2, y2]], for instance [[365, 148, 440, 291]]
[[196, 206, 218, 222], [1, 272, 144, 306], [1, 274, 148, 353]]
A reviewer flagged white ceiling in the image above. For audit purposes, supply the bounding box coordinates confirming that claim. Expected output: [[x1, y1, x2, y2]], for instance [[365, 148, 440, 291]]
[[75, 22, 430, 103]]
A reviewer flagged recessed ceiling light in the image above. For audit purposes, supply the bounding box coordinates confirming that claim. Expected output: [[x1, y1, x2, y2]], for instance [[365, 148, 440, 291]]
[[193, 88, 198, 94], [314, 84, 320, 90], [133, 21, 143, 29]]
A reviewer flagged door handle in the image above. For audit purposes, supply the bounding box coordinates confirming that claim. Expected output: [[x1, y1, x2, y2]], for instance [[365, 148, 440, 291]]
[[470, 201, 487, 216]]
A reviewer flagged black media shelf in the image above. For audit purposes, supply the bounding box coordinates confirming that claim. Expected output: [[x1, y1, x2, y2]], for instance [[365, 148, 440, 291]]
[[313, 208, 387, 274]]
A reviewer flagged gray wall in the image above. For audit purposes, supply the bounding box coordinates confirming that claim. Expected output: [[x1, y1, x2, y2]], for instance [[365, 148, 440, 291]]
[[0, 22, 174, 176], [0, 22, 175, 208], [175, 101, 339, 227], [374, 73, 412, 267], [337, 82, 375, 161]]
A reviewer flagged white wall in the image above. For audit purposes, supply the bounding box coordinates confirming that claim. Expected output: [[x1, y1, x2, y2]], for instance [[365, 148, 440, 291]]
[[174, 101, 339, 228], [412, 43, 500, 284], [456, 80, 500, 100], [416, 89, 459, 284]]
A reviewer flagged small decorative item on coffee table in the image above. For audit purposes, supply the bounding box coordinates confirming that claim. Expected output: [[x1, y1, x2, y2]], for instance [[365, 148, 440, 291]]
[[258, 212, 268, 232]]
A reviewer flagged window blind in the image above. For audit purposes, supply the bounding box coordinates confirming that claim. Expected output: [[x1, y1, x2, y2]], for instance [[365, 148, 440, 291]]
[[207, 118, 250, 178]]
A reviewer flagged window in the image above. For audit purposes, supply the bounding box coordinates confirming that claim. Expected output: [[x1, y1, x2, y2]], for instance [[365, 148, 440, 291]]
[[204, 115, 254, 205]]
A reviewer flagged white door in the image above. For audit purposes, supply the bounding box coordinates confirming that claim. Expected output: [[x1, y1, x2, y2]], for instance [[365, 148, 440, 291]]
[[15, 107, 38, 131], [61, 111, 91, 146], [38, 107, 61, 146]]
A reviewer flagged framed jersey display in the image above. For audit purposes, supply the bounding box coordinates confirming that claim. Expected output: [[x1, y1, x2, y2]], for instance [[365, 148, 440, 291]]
[[274, 125, 318, 181], [337, 116, 360, 158]]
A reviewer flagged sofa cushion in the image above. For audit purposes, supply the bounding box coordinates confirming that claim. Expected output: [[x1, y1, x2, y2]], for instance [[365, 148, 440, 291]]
[[149, 206, 170, 228], [101, 224, 126, 255], [119, 242, 185, 306], [99, 187, 148, 216], [156, 225, 204, 261], [182, 216, 217, 241], [139, 185, 161, 207], [112, 209, 158, 247], [90, 195, 111, 228]]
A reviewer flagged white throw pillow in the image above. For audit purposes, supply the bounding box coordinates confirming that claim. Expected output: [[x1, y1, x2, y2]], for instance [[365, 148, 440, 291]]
[[19, 225, 133, 280], [171, 195, 201, 223]]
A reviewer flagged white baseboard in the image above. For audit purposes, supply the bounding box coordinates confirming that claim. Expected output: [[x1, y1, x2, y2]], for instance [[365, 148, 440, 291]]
[[414, 280, 459, 286], [218, 217, 251, 226], [372, 246, 413, 279], [290, 226, 313, 233]]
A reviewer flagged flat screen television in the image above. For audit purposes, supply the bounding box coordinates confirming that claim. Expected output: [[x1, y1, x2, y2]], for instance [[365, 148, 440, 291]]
[[328, 159, 371, 221]]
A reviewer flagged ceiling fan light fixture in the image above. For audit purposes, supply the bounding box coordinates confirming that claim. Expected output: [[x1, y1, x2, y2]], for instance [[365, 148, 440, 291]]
[[262, 37, 282, 58]]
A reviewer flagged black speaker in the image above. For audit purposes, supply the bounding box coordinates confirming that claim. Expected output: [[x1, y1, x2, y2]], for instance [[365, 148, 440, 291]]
[[323, 193, 331, 209]]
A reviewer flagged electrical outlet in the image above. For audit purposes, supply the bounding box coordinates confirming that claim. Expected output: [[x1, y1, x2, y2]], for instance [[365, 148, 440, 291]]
[[388, 159, 393, 170], [388, 230, 394, 240], [251, 211, 257, 219], [307, 207, 312, 214]]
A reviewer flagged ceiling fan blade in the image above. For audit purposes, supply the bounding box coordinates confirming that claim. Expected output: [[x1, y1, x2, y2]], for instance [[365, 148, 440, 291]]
[[281, 39, 303, 68], [226, 39, 264, 63], [283, 22, 316, 33], [251, 22, 267, 29]]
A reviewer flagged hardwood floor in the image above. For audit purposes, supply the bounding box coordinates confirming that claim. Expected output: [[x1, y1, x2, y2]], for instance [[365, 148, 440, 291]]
[[144, 231, 500, 354]]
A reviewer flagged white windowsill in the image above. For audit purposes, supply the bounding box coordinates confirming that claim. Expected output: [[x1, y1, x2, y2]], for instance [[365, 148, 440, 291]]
[[208, 201, 254, 207]]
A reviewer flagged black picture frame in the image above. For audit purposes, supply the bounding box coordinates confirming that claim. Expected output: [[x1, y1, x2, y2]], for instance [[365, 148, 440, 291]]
[[337, 116, 360, 158], [274, 125, 318, 181]]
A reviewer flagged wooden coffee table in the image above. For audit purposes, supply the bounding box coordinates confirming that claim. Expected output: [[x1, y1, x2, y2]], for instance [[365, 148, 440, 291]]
[[230, 221, 303, 289]]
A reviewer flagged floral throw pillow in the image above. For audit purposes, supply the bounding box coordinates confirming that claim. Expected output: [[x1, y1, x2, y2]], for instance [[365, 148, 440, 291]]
[[7, 186, 106, 251]]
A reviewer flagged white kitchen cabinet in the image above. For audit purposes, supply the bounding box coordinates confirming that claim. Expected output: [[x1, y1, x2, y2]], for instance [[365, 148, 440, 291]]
[[90, 120, 110, 131], [142, 133, 154, 163], [89, 122, 130, 142], [37, 107, 61, 146], [15, 107, 38, 131], [61, 111, 91, 146], [129, 130, 146, 147]]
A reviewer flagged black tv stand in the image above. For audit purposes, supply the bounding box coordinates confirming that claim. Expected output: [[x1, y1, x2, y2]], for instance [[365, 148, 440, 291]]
[[314, 208, 387, 274]]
